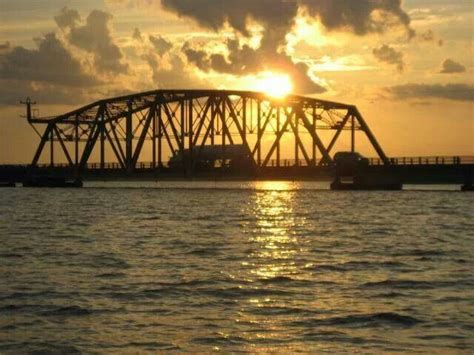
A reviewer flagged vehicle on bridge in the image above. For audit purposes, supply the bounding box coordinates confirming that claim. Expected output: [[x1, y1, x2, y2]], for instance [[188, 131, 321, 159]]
[[168, 144, 255, 171], [333, 151, 369, 176]]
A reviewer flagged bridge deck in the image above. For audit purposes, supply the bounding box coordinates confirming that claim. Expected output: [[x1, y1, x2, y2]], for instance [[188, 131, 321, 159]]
[[1, 156, 473, 185]]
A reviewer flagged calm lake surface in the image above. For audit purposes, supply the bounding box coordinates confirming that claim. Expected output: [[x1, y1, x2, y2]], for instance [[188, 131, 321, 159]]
[[1, 182, 473, 352]]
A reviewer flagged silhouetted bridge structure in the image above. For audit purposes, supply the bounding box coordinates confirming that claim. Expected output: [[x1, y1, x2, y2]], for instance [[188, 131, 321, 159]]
[[1, 90, 473, 188]]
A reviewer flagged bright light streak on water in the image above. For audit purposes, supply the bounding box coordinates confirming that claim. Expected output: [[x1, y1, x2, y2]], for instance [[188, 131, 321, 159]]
[[0, 182, 473, 352]]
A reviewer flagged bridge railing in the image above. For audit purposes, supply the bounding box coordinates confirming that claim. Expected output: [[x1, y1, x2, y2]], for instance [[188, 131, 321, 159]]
[[368, 156, 474, 166], [26, 155, 474, 170]]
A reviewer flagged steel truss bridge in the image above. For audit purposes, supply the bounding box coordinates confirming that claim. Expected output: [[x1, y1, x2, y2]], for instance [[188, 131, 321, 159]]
[[0, 89, 472, 187], [25, 89, 389, 173]]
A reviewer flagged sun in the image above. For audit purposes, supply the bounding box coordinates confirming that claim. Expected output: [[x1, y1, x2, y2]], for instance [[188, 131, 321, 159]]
[[254, 72, 293, 98]]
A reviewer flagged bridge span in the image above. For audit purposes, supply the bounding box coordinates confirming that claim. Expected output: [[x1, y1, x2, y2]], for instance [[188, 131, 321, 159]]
[[1, 90, 473, 189]]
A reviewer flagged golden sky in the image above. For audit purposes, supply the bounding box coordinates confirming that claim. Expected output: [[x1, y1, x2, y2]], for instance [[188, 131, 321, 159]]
[[0, 0, 473, 163]]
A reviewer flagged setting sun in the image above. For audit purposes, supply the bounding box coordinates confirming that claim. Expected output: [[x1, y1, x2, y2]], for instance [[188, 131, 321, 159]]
[[254, 72, 293, 98]]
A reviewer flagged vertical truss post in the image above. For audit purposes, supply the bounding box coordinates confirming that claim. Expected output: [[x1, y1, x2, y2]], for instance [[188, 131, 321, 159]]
[[288, 109, 311, 166], [152, 104, 156, 169], [262, 108, 293, 167], [100, 110, 105, 171], [295, 112, 299, 165], [180, 99, 185, 170], [75, 115, 79, 168], [242, 97, 247, 147], [351, 114, 355, 153], [210, 98, 215, 146], [276, 107, 281, 167], [126, 100, 133, 172], [158, 104, 162, 168], [50, 126, 54, 166], [188, 99, 193, 171], [257, 101, 261, 167], [312, 107, 316, 166], [221, 97, 226, 167]]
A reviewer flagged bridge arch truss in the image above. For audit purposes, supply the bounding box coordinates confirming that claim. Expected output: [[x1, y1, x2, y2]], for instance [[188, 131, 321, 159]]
[[27, 89, 389, 172]]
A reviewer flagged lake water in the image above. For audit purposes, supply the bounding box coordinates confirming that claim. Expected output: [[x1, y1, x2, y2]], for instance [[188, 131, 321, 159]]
[[1, 182, 473, 352]]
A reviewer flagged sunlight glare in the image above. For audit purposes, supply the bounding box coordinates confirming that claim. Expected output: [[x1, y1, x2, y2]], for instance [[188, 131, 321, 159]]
[[254, 72, 293, 98]]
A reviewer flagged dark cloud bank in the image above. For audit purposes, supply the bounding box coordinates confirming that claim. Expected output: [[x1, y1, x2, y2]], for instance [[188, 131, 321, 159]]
[[373, 44, 404, 72], [387, 83, 474, 102], [4, 1, 470, 107], [55, 8, 128, 74], [0, 7, 129, 105], [440, 59, 466, 74]]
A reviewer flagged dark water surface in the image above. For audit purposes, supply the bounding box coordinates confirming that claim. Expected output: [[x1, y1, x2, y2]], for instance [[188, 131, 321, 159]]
[[1, 182, 473, 352]]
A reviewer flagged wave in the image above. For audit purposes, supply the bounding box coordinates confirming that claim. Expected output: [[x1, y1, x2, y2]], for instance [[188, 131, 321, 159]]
[[257, 275, 313, 285], [95, 272, 126, 279], [311, 260, 408, 272], [200, 286, 292, 299], [249, 305, 315, 316], [40, 305, 92, 317], [392, 249, 446, 257], [121, 342, 180, 350], [1, 343, 82, 354], [292, 312, 421, 328], [361, 279, 461, 290], [0, 253, 24, 258], [184, 247, 220, 256]]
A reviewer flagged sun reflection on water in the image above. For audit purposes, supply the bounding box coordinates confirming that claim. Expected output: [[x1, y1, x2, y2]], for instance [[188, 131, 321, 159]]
[[249, 181, 301, 280], [237, 181, 309, 347]]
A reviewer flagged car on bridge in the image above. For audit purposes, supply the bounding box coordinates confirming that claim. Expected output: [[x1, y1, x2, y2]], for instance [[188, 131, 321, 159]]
[[333, 151, 369, 176]]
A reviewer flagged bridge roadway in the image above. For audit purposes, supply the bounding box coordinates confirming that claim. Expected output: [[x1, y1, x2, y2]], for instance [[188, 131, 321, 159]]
[[1, 156, 473, 186]]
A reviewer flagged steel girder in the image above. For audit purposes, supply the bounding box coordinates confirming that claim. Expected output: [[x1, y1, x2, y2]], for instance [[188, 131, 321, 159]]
[[27, 89, 390, 172]]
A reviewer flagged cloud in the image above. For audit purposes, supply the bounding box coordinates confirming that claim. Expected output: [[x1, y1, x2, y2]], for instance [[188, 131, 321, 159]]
[[164, 0, 320, 94], [0, 79, 89, 105], [0, 42, 10, 55], [0, 32, 101, 105], [143, 53, 210, 89], [161, 0, 415, 39], [440, 59, 466, 74], [161, 0, 414, 94], [386, 83, 474, 102], [300, 0, 415, 38], [54, 7, 81, 29], [418, 29, 443, 47], [149, 35, 173, 56], [183, 39, 325, 94], [132, 28, 143, 41], [0, 32, 97, 87], [420, 29, 434, 41], [0, 41, 11, 50], [373, 44, 404, 72], [62, 9, 128, 74]]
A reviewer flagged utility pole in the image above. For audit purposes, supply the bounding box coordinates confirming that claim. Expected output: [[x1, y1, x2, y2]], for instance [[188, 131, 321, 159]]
[[20, 97, 37, 122]]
